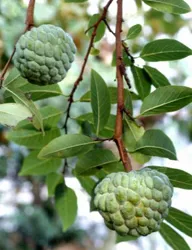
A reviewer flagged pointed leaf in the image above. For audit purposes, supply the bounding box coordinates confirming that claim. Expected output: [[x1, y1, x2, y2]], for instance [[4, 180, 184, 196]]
[[166, 207, 192, 237], [149, 166, 192, 189], [46, 173, 63, 197], [132, 129, 177, 160], [75, 149, 118, 176], [5, 87, 44, 133], [55, 185, 77, 231], [160, 223, 190, 250], [38, 134, 99, 159], [7, 128, 60, 149], [0, 103, 32, 127], [91, 70, 111, 135], [131, 66, 151, 100], [126, 24, 142, 40], [144, 65, 170, 88], [88, 14, 106, 42], [19, 150, 62, 176], [140, 39, 192, 61], [140, 86, 192, 116], [142, 0, 191, 14]]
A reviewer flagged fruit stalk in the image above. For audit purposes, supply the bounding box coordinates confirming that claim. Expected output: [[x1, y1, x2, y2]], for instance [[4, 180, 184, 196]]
[[0, 0, 36, 87], [114, 0, 132, 172]]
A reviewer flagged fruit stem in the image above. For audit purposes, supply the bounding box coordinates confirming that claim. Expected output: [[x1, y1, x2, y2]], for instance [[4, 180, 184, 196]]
[[114, 0, 132, 172], [0, 0, 36, 87]]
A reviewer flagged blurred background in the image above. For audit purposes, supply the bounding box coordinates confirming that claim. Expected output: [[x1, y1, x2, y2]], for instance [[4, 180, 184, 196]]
[[0, 0, 192, 249]]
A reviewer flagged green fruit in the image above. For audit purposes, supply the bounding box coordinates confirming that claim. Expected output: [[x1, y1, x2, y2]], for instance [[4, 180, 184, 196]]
[[13, 24, 76, 85], [93, 168, 173, 237]]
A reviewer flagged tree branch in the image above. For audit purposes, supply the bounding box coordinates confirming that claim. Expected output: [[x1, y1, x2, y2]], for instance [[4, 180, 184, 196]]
[[0, 0, 36, 88], [114, 0, 132, 172], [63, 0, 114, 133]]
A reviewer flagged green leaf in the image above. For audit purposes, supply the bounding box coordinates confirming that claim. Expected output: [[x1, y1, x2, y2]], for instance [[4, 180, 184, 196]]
[[142, 0, 191, 15], [126, 24, 142, 40], [140, 86, 192, 117], [149, 166, 192, 189], [38, 134, 99, 159], [19, 150, 62, 176], [46, 173, 63, 197], [160, 223, 190, 250], [80, 87, 137, 104], [5, 87, 44, 133], [116, 234, 138, 243], [88, 14, 106, 42], [7, 128, 60, 149], [124, 90, 133, 116], [34, 106, 62, 129], [144, 65, 171, 88], [76, 176, 96, 195], [76, 113, 115, 135], [55, 185, 77, 231], [140, 39, 192, 61], [131, 66, 151, 100], [123, 118, 151, 164], [166, 207, 192, 237], [0, 103, 32, 127], [112, 50, 132, 67], [75, 149, 118, 176], [4, 68, 63, 101], [95, 162, 124, 179], [132, 129, 177, 160], [91, 70, 111, 135], [123, 117, 145, 151]]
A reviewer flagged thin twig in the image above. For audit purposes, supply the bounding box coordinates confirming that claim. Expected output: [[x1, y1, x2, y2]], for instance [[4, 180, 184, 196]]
[[0, 0, 36, 88], [63, 0, 114, 133], [114, 0, 132, 172]]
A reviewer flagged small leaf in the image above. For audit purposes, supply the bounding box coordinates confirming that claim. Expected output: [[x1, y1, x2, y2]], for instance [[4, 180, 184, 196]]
[[142, 0, 191, 15], [166, 207, 192, 237], [91, 70, 111, 135], [75, 149, 118, 176], [46, 173, 63, 197], [131, 66, 151, 100], [38, 134, 99, 159], [140, 86, 192, 117], [132, 129, 177, 160], [112, 50, 132, 67], [0, 103, 32, 127], [144, 65, 171, 88], [88, 14, 106, 42], [130, 152, 151, 164], [76, 176, 96, 195], [55, 185, 77, 231], [149, 166, 192, 189], [140, 39, 192, 61], [123, 117, 145, 151], [160, 223, 190, 250], [19, 150, 62, 176], [96, 162, 124, 179], [7, 128, 60, 149], [126, 24, 142, 40]]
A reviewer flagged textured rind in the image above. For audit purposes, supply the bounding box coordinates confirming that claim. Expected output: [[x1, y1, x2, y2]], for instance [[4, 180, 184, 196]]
[[13, 24, 76, 85], [94, 168, 173, 237]]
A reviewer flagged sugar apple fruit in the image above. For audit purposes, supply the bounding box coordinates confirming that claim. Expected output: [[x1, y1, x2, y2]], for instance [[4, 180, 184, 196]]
[[93, 168, 173, 236], [13, 24, 76, 85]]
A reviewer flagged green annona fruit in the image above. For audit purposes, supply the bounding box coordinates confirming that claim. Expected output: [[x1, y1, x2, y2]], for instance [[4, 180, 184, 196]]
[[13, 24, 76, 85], [93, 168, 173, 237]]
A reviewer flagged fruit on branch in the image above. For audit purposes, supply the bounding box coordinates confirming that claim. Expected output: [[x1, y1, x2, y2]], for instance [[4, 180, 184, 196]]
[[93, 168, 173, 236], [13, 24, 76, 85]]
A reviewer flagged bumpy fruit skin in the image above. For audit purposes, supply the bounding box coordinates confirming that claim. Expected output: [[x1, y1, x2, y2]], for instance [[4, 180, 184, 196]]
[[13, 24, 76, 85], [94, 168, 173, 237]]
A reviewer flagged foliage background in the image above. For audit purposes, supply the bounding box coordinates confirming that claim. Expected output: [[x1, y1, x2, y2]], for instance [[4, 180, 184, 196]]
[[0, 0, 191, 249]]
